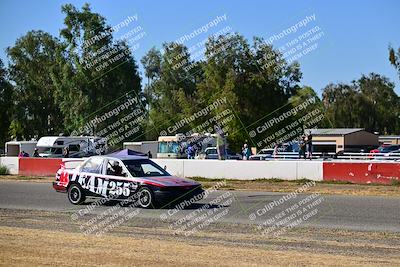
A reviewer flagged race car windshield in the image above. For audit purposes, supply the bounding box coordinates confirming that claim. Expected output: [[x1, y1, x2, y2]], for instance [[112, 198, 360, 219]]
[[123, 159, 171, 177]]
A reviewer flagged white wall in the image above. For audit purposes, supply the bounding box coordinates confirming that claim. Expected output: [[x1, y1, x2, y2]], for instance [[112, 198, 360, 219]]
[[153, 159, 185, 177], [153, 159, 323, 181], [296, 161, 323, 181], [0, 156, 323, 181], [0, 157, 19, 175]]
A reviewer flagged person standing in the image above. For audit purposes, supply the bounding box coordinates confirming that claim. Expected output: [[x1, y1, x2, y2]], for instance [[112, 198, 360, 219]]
[[187, 144, 194, 159], [63, 146, 69, 158], [33, 148, 40, 157], [273, 144, 279, 158], [215, 125, 226, 160], [242, 144, 251, 160], [298, 136, 306, 159], [307, 132, 313, 160]]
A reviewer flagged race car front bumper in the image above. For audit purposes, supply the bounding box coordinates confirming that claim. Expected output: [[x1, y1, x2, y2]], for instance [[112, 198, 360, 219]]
[[153, 186, 204, 206]]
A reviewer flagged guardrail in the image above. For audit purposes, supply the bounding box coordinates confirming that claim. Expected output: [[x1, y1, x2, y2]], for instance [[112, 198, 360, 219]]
[[251, 152, 400, 161], [335, 152, 400, 160]]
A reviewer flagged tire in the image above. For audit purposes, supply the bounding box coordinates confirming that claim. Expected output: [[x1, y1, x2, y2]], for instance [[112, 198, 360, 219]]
[[137, 186, 155, 209], [68, 183, 86, 205]]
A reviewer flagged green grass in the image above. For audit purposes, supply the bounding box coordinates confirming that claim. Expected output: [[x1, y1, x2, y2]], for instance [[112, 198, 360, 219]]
[[318, 180, 354, 185], [0, 165, 9, 175], [390, 180, 400, 186]]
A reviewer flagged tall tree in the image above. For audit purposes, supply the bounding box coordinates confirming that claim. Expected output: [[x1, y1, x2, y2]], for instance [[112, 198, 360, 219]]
[[6, 31, 64, 139], [142, 33, 303, 149], [53, 3, 142, 135], [322, 73, 399, 134], [141, 47, 162, 111], [389, 45, 400, 78], [197, 34, 302, 149], [142, 43, 198, 139], [0, 59, 14, 145], [141, 46, 161, 85]]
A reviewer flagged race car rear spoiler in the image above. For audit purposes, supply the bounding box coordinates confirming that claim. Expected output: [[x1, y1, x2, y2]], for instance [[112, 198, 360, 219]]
[[60, 159, 85, 169]]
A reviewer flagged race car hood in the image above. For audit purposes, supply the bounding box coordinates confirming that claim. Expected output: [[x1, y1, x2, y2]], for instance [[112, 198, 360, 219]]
[[140, 176, 200, 187]]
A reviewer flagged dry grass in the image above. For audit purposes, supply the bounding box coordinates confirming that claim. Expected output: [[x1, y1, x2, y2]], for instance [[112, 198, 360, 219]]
[[0, 226, 397, 267], [196, 178, 400, 197], [0, 175, 53, 182]]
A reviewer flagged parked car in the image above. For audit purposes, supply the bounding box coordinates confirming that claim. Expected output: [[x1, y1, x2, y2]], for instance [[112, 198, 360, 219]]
[[370, 145, 400, 154], [53, 155, 204, 208], [226, 149, 242, 160], [204, 147, 242, 160], [384, 149, 400, 157]]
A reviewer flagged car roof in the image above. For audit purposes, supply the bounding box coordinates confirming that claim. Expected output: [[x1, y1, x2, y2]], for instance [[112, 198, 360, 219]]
[[91, 155, 148, 161]]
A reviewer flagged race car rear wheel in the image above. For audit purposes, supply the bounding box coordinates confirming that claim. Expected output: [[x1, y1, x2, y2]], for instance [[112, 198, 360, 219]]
[[137, 187, 155, 208], [68, 184, 86, 205]]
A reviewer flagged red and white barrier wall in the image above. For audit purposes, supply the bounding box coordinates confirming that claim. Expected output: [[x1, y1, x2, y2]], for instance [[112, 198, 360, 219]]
[[323, 161, 400, 185], [19, 158, 62, 176], [0, 157, 399, 184]]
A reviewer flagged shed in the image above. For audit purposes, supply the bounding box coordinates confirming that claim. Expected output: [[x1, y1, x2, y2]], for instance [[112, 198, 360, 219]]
[[305, 128, 378, 153]]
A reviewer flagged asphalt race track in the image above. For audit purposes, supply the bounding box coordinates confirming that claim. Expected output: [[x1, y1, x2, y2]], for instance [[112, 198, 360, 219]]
[[0, 181, 399, 233]]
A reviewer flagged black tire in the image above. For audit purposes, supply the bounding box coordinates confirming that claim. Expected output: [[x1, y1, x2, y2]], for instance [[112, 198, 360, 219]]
[[68, 183, 86, 205], [137, 186, 156, 209]]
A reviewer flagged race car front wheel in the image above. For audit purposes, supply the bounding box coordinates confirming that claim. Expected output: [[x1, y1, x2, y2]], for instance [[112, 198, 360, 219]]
[[137, 187, 155, 208], [68, 184, 86, 205]]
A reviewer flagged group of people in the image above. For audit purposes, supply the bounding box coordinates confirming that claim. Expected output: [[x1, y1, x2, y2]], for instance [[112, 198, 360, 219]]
[[18, 148, 40, 158], [241, 131, 314, 160], [18, 151, 30, 157], [185, 143, 201, 159]]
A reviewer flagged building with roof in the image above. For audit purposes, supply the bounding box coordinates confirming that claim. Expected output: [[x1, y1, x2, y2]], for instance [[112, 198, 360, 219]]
[[305, 128, 379, 153], [379, 135, 400, 145]]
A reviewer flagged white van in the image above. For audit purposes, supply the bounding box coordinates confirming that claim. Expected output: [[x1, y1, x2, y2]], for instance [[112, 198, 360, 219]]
[[37, 136, 107, 158]]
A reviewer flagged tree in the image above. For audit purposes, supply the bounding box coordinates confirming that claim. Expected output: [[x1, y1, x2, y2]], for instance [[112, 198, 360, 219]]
[[142, 33, 303, 150], [141, 47, 162, 111], [0, 59, 14, 145], [142, 43, 198, 139], [196, 34, 302, 150], [389, 46, 400, 78], [54, 3, 142, 135], [6, 31, 64, 140], [322, 73, 399, 134], [358, 73, 399, 134], [141, 46, 161, 85]]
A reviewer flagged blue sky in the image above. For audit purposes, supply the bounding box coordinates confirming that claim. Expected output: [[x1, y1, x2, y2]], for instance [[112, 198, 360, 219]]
[[0, 0, 399, 94]]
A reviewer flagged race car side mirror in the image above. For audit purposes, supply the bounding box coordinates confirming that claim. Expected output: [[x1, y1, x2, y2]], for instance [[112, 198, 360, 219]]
[[164, 165, 167, 170]]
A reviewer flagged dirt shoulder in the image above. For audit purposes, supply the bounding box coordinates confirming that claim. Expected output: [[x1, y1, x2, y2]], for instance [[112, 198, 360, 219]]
[[194, 177, 400, 197], [1, 174, 400, 197], [0, 175, 53, 183], [0, 208, 399, 266]]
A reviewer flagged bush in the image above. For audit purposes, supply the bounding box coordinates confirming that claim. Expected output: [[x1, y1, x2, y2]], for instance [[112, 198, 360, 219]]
[[0, 164, 9, 175]]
